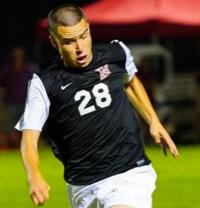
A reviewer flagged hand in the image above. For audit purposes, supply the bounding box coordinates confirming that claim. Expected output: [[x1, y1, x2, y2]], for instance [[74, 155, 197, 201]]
[[150, 119, 179, 158], [29, 172, 50, 205]]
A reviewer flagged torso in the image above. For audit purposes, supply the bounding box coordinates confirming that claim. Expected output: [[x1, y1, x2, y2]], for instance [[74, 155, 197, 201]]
[[38, 42, 150, 185]]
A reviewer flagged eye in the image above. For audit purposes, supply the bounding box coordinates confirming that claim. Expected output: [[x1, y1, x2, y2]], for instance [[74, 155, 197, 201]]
[[62, 39, 75, 45], [80, 31, 88, 39]]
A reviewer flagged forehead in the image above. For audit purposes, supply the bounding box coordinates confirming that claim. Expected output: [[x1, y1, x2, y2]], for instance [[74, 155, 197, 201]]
[[56, 19, 88, 39]]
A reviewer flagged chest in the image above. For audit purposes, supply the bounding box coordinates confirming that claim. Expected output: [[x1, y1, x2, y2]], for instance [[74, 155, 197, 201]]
[[48, 64, 127, 117]]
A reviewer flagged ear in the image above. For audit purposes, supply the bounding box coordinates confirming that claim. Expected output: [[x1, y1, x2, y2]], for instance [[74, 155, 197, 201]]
[[49, 35, 58, 49]]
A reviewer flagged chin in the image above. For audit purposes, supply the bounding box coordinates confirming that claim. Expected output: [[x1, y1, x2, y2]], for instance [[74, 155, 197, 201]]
[[77, 64, 87, 68], [77, 60, 90, 68]]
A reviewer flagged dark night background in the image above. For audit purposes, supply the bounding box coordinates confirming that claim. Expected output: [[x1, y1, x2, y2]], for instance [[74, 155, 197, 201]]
[[1, 0, 200, 72], [0, 3, 200, 206], [0, 1, 97, 62]]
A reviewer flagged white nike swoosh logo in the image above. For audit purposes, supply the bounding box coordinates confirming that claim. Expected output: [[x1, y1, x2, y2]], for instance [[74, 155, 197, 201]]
[[61, 83, 72, 90]]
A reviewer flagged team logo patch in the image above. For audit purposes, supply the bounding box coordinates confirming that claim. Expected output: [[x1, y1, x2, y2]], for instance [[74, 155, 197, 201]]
[[95, 65, 111, 80]]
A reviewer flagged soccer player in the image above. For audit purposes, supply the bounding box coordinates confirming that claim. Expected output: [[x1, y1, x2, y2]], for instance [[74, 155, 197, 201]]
[[15, 4, 179, 208]]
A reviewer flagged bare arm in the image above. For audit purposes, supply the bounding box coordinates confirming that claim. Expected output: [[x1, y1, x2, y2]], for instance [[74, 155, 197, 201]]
[[125, 75, 179, 158], [21, 129, 50, 205], [126, 75, 158, 125]]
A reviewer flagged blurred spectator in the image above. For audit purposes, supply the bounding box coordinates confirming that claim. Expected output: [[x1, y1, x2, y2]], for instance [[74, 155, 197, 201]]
[[0, 47, 35, 148]]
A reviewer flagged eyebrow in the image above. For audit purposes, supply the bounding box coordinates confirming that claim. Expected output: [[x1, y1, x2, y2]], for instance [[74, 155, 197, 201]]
[[61, 28, 88, 43]]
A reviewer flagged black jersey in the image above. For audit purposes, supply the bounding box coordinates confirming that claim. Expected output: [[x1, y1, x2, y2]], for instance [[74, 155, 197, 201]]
[[38, 41, 150, 185]]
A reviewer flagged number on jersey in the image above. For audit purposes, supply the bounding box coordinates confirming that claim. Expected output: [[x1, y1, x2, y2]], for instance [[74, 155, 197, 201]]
[[74, 83, 112, 116]]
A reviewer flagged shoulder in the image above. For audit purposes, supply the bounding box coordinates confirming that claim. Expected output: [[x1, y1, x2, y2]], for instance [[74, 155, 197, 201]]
[[97, 40, 127, 54], [28, 73, 46, 91], [37, 55, 60, 75], [110, 40, 131, 55], [110, 40, 133, 58], [35, 56, 61, 90], [94, 40, 129, 64]]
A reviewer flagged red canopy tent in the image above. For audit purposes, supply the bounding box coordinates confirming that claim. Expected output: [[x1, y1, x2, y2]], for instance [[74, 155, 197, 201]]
[[37, 0, 200, 41]]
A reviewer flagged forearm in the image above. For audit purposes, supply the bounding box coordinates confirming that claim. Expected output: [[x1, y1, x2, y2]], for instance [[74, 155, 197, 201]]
[[21, 130, 41, 182], [126, 76, 159, 125], [126, 86, 151, 124], [21, 130, 50, 205]]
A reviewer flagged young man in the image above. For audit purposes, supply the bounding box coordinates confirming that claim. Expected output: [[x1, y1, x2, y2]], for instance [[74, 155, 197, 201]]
[[15, 4, 179, 208]]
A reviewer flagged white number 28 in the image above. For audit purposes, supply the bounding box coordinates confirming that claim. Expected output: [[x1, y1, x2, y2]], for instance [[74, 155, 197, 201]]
[[74, 83, 112, 116]]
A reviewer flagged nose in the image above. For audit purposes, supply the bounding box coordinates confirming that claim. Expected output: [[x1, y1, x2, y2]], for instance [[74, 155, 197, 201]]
[[75, 39, 83, 53]]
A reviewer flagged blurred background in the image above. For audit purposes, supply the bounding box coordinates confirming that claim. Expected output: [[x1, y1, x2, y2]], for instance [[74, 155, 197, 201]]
[[0, 0, 200, 207], [1, 0, 200, 147]]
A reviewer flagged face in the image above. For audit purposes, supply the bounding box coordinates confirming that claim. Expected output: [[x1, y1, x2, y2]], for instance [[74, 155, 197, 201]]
[[50, 18, 93, 68]]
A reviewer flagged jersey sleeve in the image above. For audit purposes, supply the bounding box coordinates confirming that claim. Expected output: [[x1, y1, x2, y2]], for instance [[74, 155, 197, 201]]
[[111, 40, 138, 82], [15, 73, 50, 131]]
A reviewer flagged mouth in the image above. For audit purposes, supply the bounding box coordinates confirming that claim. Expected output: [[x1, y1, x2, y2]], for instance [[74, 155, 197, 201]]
[[76, 55, 87, 64]]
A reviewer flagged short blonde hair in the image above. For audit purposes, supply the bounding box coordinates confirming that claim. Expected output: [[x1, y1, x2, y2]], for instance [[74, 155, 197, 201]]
[[47, 4, 86, 34]]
